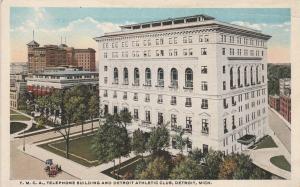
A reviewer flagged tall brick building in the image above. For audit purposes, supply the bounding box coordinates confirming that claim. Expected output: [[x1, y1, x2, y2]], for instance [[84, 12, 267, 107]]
[[27, 40, 96, 73]]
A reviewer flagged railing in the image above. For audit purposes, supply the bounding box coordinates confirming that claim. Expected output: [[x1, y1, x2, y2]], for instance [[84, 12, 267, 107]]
[[157, 99, 163, 104], [169, 81, 178, 88], [156, 80, 164, 87], [183, 81, 193, 89], [201, 127, 209, 135], [133, 96, 138, 101], [201, 104, 208, 109], [132, 79, 140, 86], [183, 128, 192, 134], [112, 78, 119, 84], [170, 101, 176, 105], [123, 79, 129, 85], [171, 125, 181, 131], [185, 102, 192, 107], [143, 80, 152, 86]]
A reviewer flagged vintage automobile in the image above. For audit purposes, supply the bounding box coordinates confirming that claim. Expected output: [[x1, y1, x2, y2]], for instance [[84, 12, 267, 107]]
[[44, 159, 61, 177]]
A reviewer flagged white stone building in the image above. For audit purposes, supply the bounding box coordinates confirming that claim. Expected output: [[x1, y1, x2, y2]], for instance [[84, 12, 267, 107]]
[[94, 15, 271, 155]]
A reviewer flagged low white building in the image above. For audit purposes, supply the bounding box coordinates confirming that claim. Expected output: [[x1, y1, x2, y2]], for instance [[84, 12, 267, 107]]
[[26, 67, 99, 96], [94, 14, 271, 154]]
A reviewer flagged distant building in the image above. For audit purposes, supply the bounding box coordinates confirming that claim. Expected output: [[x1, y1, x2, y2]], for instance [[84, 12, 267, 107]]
[[74, 48, 96, 71], [10, 73, 27, 109], [26, 67, 99, 96], [26, 39, 96, 73], [279, 95, 291, 123], [268, 95, 280, 111], [279, 78, 291, 96], [10, 63, 28, 74]]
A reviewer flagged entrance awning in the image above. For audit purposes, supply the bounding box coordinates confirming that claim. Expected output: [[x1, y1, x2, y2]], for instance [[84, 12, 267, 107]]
[[237, 134, 256, 145]]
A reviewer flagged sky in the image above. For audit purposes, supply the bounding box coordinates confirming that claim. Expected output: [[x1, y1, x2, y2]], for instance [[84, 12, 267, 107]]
[[10, 8, 290, 64]]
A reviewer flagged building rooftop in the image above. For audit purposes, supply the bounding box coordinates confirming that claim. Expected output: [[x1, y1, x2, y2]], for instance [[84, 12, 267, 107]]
[[27, 40, 40, 46], [94, 14, 271, 40]]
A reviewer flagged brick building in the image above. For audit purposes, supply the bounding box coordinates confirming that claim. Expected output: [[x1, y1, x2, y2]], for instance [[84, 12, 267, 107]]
[[268, 95, 280, 111], [27, 40, 96, 73], [279, 95, 291, 123]]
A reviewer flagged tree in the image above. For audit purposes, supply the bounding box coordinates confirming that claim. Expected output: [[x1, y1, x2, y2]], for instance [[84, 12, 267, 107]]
[[138, 157, 170, 179], [88, 95, 99, 132], [132, 129, 148, 158], [18, 91, 34, 114], [170, 158, 205, 179], [232, 153, 254, 179], [203, 150, 224, 179], [92, 119, 131, 176], [119, 110, 132, 128], [249, 166, 272, 179], [173, 128, 187, 154], [218, 157, 238, 179], [188, 148, 204, 164], [147, 125, 170, 154]]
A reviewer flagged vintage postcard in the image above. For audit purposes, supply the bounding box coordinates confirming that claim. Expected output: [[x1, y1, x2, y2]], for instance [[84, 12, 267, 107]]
[[1, 0, 300, 187]]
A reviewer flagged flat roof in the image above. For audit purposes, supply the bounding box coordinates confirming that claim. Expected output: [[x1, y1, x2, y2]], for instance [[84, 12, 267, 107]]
[[34, 71, 98, 76]]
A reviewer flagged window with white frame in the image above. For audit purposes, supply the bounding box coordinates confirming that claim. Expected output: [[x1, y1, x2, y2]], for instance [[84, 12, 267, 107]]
[[171, 96, 176, 105], [201, 99, 208, 109], [201, 81, 208, 91], [201, 48, 207, 55]]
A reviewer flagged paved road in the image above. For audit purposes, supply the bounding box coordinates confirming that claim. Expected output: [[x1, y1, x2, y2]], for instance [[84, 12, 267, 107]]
[[10, 122, 98, 180], [268, 108, 291, 153]]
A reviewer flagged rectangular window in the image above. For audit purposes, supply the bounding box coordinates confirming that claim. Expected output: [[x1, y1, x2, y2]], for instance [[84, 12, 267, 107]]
[[188, 36, 193, 43], [134, 109, 139, 120], [222, 48, 226, 55], [201, 48, 207, 55], [186, 117, 192, 130], [133, 93, 138, 101], [104, 66, 108, 71], [113, 106, 118, 114], [145, 94, 150, 102], [145, 111, 151, 122], [104, 105, 108, 115], [104, 77, 108, 84], [183, 49, 188, 56], [171, 114, 177, 126], [123, 92, 127, 100], [223, 98, 228, 109], [174, 49, 178, 56], [189, 48, 193, 56], [202, 119, 209, 134], [104, 52, 108, 58], [223, 81, 226, 90], [169, 37, 173, 44], [158, 112, 163, 125], [174, 37, 177, 44], [157, 95, 163, 104], [201, 66, 208, 74], [171, 96, 177, 105], [223, 66, 226, 73], [199, 35, 203, 42], [185, 98, 192, 107], [201, 99, 208, 109], [183, 36, 187, 43], [201, 81, 208, 91], [204, 35, 209, 42]]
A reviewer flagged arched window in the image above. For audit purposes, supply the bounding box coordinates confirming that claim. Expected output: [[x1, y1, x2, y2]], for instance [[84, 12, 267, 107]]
[[256, 66, 259, 84], [230, 67, 234, 89], [134, 68, 140, 86], [170, 68, 178, 88], [145, 68, 151, 86], [185, 68, 193, 88], [250, 66, 254, 85], [113, 68, 118, 84], [157, 68, 164, 86], [237, 67, 241, 87], [123, 68, 128, 85], [244, 66, 248, 86]]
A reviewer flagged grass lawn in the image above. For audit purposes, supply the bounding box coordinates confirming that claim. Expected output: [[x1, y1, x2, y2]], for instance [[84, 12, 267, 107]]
[[10, 114, 31, 121], [10, 110, 19, 114], [254, 135, 277, 150], [270, 155, 291, 172], [24, 123, 46, 133], [38, 133, 99, 167], [10, 122, 28, 134], [102, 156, 142, 179]]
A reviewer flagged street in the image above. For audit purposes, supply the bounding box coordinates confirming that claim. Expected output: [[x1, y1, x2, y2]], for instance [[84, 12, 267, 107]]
[[268, 108, 291, 153]]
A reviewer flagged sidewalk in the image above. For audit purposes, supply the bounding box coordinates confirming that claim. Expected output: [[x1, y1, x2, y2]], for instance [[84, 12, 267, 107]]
[[245, 126, 291, 179], [268, 106, 291, 129]]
